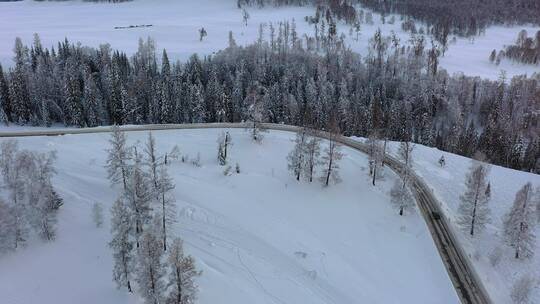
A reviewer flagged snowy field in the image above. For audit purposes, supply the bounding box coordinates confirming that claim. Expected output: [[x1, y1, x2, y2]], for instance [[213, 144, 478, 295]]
[[374, 139, 540, 304], [0, 0, 538, 79], [0, 129, 458, 304]]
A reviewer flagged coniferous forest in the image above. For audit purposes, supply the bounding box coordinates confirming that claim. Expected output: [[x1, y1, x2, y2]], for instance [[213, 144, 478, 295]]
[[0, 29, 538, 173]]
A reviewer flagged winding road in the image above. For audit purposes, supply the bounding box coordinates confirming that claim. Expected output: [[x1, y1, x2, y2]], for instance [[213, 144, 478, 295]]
[[0, 122, 491, 304]]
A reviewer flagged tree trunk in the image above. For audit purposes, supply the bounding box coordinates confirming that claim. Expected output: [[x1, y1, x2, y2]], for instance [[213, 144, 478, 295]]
[[382, 138, 387, 167], [325, 154, 332, 186], [162, 192, 167, 251], [176, 267, 182, 304], [372, 165, 377, 186], [470, 200, 477, 236], [122, 167, 127, 190]]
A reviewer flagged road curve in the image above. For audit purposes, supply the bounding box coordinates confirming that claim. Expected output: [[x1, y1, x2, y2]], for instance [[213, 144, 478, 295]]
[[0, 122, 491, 304]]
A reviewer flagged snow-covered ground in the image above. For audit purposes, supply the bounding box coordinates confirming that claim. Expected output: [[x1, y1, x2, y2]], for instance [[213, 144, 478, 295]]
[[0, 0, 538, 79], [371, 139, 540, 304], [0, 129, 459, 304]]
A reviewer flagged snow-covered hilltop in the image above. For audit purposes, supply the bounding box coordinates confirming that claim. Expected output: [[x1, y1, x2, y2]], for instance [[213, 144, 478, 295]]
[[0, 128, 459, 303]]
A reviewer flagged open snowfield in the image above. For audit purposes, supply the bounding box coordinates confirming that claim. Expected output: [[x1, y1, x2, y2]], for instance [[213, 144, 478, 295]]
[[374, 139, 540, 304], [0, 0, 538, 79], [0, 128, 459, 304]]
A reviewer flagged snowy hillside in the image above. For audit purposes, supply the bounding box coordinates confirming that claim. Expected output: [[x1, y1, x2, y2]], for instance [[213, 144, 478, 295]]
[[374, 139, 540, 304], [0, 0, 538, 79], [0, 129, 459, 304]]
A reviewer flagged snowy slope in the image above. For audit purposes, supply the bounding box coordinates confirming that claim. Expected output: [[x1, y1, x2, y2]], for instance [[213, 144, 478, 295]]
[[0, 0, 538, 79], [368, 138, 540, 304], [0, 129, 459, 304]]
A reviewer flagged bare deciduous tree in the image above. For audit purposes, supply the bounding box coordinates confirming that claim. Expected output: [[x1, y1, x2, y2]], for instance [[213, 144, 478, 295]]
[[109, 197, 134, 293], [504, 182, 537, 259], [156, 164, 176, 251], [510, 274, 535, 304], [303, 131, 321, 183], [166, 238, 202, 304], [106, 126, 131, 189], [287, 128, 307, 181], [320, 118, 343, 187], [136, 219, 166, 304], [457, 159, 491, 236], [367, 133, 384, 186]]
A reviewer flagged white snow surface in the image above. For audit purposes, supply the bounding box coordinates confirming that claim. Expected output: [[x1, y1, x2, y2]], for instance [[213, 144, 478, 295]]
[[0, 0, 538, 80], [0, 129, 459, 304], [357, 138, 540, 304]]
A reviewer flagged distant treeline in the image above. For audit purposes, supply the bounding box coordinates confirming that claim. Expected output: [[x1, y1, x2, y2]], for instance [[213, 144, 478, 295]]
[[0, 29, 539, 172], [490, 30, 540, 66], [351, 0, 540, 40], [239, 0, 540, 43]]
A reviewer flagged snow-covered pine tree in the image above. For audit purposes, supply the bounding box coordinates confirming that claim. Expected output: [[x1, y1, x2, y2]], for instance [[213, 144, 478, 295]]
[[287, 128, 307, 181], [109, 197, 134, 292], [10, 38, 31, 124], [166, 237, 201, 304], [82, 69, 104, 127], [106, 125, 131, 189], [63, 58, 85, 127], [136, 219, 166, 304], [303, 130, 321, 183], [390, 177, 415, 216], [504, 182, 537, 259], [159, 49, 175, 124], [109, 54, 128, 125], [457, 160, 491, 236], [0, 63, 12, 123], [320, 118, 343, 186], [156, 164, 176, 251], [125, 147, 153, 248]]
